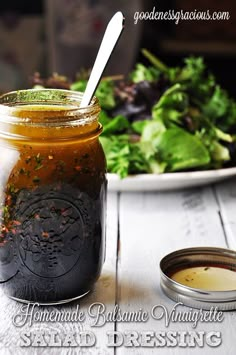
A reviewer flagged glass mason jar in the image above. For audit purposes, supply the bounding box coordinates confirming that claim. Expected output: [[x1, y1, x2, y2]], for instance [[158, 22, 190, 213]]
[[0, 89, 107, 304]]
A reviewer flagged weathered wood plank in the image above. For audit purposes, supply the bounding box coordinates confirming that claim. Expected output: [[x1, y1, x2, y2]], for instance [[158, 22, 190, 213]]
[[116, 188, 235, 355], [0, 192, 118, 355], [215, 177, 236, 248]]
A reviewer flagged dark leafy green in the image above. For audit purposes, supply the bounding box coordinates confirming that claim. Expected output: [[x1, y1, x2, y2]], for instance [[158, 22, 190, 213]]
[[99, 135, 130, 178], [101, 113, 130, 135], [157, 126, 211, 171], [130, 63, 160, 83]]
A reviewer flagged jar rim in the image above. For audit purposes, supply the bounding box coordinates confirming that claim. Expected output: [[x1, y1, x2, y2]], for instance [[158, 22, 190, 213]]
[[0, 89, 100, 126]]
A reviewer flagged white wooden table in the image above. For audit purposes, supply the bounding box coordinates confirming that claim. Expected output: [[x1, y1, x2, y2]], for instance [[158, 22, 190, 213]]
[[1, 178, 236, 354]]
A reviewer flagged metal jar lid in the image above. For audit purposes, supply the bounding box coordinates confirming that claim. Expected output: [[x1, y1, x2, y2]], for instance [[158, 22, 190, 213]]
[[160, 246, 236, 311]]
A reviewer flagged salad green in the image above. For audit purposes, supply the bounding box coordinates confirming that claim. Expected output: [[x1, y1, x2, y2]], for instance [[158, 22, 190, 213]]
[[32, 50, 236, 178]]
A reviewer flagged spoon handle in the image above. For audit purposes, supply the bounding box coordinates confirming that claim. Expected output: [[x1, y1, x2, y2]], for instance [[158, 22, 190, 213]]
[[80, 11, 124, 108]]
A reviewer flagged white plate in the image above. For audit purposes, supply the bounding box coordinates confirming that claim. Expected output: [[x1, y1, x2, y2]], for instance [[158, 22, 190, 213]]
[[107, 167, 236, 191]]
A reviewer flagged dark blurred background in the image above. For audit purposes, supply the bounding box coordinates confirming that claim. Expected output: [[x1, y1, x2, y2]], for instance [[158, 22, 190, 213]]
[[0, 0, 235, 95]]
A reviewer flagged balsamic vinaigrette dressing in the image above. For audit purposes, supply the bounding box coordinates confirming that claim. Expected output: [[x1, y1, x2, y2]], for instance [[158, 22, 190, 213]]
[[0, 101, 106, 303], [169, 264, 236, 291]]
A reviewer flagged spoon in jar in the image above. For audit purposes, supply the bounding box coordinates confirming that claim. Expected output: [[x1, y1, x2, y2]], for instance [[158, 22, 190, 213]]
[[80, 11, 124, 108]]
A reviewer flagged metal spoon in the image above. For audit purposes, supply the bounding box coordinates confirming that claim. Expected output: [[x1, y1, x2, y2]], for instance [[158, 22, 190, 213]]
[[80, 11, 124, 108]]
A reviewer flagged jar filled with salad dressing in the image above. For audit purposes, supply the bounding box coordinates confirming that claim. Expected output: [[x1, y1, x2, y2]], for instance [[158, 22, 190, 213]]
[[0, 89, 107, 305]]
